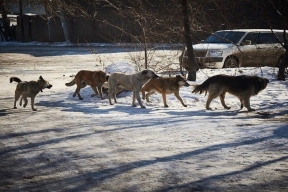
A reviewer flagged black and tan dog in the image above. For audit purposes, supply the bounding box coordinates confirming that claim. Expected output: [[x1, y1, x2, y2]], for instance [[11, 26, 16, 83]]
[[192, 74, 269, 111], [141, 75, 190, 107], [10, 76, 53, 111], [108, 69, 159, 108], [65, 70, 108, 100]]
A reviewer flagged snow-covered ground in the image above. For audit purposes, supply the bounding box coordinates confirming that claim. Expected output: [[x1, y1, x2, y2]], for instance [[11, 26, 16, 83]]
[[0, 44, 287, 192]]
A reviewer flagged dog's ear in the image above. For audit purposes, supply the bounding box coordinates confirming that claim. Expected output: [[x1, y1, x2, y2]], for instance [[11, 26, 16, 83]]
[[39, 76, 43, 80], [105, 74, 110, 81], [142, 70, 148, 75]]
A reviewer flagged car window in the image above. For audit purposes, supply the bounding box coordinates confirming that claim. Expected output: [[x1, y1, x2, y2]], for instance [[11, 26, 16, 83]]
[[203, 31, 245, 44], [276, 32, 288, 43], [259, 33, 279, 44], [242, 33, 261, 44]]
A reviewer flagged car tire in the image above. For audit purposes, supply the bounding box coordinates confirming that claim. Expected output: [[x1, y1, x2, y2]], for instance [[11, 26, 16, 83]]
[[223, 57, 239, 68]]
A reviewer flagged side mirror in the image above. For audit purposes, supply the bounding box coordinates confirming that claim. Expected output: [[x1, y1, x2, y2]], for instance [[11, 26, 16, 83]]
[[242, 40, 252, 45]]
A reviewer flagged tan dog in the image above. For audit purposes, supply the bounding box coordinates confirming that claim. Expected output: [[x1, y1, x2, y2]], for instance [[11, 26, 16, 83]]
[[141, 75, 190, 107], [65, 70, 108, 100], [10, 76, 53, 111], [108, 69, 159, 108], [192, 74, 269, 111]]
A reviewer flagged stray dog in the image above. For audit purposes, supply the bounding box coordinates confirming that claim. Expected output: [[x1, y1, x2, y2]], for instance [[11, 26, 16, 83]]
[[108, 69, 159, 108], [141, 75, 190, 107], [192, 74, 269, 111], [65, 70, 108, 100], [10, 76, 53, 111]]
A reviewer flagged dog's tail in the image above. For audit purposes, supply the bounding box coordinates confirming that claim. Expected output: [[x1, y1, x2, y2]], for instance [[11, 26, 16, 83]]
[[192, 78, 213, 96], [10, 77, 22, 83], [65, 78, 75, 86]]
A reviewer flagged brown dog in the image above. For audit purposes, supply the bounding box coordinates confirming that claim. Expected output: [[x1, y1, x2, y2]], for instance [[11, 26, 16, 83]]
[[141, 75, 190, 107], [192, 74, 269, 111], [65, 70, 108, 100]]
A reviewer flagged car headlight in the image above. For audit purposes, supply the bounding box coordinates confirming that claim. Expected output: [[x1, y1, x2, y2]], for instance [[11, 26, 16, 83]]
[[207, 50, 223, 57]]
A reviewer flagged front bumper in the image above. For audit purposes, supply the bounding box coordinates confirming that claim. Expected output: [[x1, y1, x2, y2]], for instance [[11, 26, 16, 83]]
[[195, 57, 224, 68]]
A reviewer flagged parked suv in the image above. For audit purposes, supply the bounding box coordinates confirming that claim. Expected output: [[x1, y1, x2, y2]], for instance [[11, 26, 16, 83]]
[[182, 29, 287, 69]]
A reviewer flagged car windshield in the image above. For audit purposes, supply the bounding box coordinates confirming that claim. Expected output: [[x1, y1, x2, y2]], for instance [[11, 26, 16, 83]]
[[203, 31, 245, 44]]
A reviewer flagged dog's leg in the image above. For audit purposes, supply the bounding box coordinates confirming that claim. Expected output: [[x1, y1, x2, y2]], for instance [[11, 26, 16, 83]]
[[240, 98, 244, 109], [22, 96, 28, 108], [90, 86, 99, 98], [20, 96, 23, 106], [113, 89, 117, 103], [135, 91, 146, 108], [97, 85, 105, 99], [31, 96, 37, 111], [206, 92, 219, 110], [73, 83, 83, 100], [219, 92, 231, 109], [145, 91, 156, 102], [162, 93, 169, 108], [13, 90, 21, 109], [141, 90, 146, 100], [243, 98, 255, 111], [108, 87, 114, 105], [174, 91, 187, 107], [132, 91, 137, 107]]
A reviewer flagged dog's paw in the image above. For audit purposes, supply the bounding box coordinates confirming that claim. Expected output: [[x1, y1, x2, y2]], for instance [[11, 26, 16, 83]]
[[164, 105, 169, 108], [13, 107, 17, 109], [132, 104, 137, 107], [141, 106, 146, 109], [32, 108, 37, 111], [183, 104, 187, 107]]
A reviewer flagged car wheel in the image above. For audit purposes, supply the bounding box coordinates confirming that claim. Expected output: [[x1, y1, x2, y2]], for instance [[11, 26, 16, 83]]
[[223, 57, 239, 68]]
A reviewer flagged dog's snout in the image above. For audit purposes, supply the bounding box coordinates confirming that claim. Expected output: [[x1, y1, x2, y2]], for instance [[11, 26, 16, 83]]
[[153, 74, 160, 79], [47, 85, 53, 89]]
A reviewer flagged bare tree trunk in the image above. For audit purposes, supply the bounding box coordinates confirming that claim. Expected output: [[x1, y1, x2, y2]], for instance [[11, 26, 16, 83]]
[[19, 0, 25, 42], [277, 0, 287, 81], [143, 26, 148, 69], [59, 6, 70, 43], [0, 2, 9, 41], [277, 46, 288, 80], [181, 0, 198, 81], [44, 0, 52, 43]]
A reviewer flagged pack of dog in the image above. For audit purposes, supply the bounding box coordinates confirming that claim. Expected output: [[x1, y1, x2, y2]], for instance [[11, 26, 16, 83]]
[[10, 71, 269, 112]]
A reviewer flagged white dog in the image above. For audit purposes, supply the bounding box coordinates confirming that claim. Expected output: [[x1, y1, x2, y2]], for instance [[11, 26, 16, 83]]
[[108, 69, 159, 108]]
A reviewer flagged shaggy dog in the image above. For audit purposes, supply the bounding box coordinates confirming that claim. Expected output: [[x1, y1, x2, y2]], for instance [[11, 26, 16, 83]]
[[192, 74, 269, 111]]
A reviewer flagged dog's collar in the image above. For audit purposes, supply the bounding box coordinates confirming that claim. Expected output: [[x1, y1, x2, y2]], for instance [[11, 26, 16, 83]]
[[37, 82, 43, 92]]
